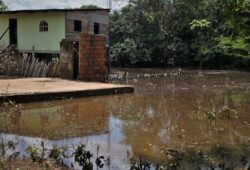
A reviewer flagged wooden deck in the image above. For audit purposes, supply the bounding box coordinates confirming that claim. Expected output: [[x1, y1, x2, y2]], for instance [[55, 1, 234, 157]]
[[0, 78, 134, 103]]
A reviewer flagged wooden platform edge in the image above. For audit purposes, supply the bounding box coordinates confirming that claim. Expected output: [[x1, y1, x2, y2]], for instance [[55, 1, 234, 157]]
[[0, 86, 134, 103]]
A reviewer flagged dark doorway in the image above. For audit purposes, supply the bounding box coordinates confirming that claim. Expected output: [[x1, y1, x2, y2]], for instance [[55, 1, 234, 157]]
[[74, 20, 82, 32], [94, 22, 100, 34], [9, 19, 17, 45], [73, 41, 79, 79]]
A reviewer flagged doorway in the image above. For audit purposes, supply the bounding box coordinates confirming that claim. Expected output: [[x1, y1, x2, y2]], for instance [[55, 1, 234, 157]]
[[9, 19, 17, 45], [73, 41, 79, 80]]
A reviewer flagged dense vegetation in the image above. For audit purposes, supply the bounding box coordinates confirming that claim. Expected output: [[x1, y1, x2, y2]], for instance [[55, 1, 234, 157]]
[[80, 4, 102, 9], [0, 0, 8, 11], [110, 0, 250, 69]]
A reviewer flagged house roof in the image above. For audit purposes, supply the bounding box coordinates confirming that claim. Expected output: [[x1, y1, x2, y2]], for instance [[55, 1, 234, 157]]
[[0, 8, 110, 14]]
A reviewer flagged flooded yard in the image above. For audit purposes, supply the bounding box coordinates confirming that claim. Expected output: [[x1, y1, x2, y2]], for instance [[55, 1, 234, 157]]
[[1, 70, 250, 169]]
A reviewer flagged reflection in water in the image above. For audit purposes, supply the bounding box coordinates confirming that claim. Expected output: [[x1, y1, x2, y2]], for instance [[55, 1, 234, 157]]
[[0, 71, 250, 169], [0, 116, 131, 170], [0, 99, 109, 140]]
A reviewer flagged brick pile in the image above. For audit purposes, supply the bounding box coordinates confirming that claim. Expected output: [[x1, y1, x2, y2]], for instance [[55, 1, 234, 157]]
[[78, 33, 107, 82]]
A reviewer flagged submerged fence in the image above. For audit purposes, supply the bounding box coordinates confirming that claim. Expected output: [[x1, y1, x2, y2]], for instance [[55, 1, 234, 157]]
[[107, 69, 186, 81]]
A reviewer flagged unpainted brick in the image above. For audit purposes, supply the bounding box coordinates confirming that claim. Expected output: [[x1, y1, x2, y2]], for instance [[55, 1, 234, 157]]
[[78, 33, 107, 82]]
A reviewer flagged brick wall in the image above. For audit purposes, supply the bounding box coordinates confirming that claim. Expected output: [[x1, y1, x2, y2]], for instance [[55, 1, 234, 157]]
[[65, 10, 109, 46], [78, 33, 107, 82]]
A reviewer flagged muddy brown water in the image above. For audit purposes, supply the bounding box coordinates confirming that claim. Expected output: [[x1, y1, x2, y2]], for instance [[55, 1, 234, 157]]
[[0, 70, 250, 169]]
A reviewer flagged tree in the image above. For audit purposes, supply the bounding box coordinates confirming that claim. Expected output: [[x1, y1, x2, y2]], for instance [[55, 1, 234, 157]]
[[110, 38, 138, 67], [109, 0, 250, 69], [212, 0, 250, 67], [190, 19, 211, 68], [80, 5, 101, 9], [0, 0, 8, 11], [110, 3, 153, 67], [111, 1, 175, 66]]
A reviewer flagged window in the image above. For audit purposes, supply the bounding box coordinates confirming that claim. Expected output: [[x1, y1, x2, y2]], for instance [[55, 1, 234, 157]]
[[40, 20, 48, 32], [74, 20, 82, 32], [94, 22, 100, 34]]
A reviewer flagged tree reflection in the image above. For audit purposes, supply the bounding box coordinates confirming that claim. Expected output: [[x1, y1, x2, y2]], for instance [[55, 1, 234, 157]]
[[107, 75, 250, 164]]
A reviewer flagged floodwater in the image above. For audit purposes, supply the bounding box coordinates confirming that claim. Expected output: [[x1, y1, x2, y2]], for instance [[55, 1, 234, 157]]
[[0, 70, 250, 169]]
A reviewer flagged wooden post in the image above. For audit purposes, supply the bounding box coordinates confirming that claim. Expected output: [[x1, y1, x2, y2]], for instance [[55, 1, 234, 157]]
[[107, 46, 111, 74], [32, 46, 35, 58]]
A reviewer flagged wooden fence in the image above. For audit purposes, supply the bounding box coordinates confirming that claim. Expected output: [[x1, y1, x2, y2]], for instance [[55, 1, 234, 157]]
[[19, 55, 60, 77], [0, 54, 60, 78]]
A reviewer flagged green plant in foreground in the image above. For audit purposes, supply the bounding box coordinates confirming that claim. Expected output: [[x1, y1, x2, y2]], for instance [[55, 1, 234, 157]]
[[130, 158, 151, 170], [49, 146, 68, 164], [26, 146, 43, 162], [73, 145, 93, 170]]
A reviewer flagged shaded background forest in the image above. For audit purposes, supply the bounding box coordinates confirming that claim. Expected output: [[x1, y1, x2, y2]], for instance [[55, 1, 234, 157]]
[[109, 0, 250, 69]]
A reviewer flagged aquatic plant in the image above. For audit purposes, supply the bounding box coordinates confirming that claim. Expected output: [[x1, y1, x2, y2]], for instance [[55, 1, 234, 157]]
[[0, 139, 18, 159], [130, 158, 151, 170], [49, 146, 68, 164], [191, 150, 216, 168], [218, 105, 237, 119], [26, 146, 43, 162], [189, 104, 237, 120], [230, 94, 247, 105], [95, 156, 105, 168], [73, 144, 93, 170]]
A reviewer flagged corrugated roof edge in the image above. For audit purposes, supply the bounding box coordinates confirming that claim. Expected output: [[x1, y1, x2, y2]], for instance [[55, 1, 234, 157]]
[[0, 8, 110, 14]]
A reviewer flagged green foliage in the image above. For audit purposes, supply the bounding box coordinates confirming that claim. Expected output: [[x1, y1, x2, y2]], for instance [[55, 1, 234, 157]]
[[222, 0, 250, 35], [215, 36, 250, 58], [0, 0, 8, 11], [49, 146, 68, 163], [26, 146, 43, 162], [190, 19, 211, 30], [229, 94, 247, 104], [110, 0, 191, 67], [109, 0, 250, 69], [110, 38, 138, 65], [80, 4, 101, 9], [190, 18, 212, 67], [189, 104, 237, 120]]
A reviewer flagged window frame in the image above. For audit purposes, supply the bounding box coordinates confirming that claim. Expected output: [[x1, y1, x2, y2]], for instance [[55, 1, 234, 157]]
[[74, 20, 82, 32], [39, 20, 48, 32]]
